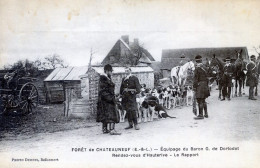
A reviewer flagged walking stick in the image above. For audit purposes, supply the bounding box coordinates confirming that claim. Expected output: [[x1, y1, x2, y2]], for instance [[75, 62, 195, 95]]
[[192, 91, 197, 116]]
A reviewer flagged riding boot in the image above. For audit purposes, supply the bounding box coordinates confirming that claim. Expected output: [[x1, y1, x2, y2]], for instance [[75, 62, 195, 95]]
[[125, 111, 134, 129], [221, 87, 226, 101], [133, 117, 140, 130], [249, 86, 257, 100], [102, 122, 109, 134], [125, 121, 133, 129], [227, 87, 231, 100], [197, 103, 204, 118], [203, 102, 208, 118]]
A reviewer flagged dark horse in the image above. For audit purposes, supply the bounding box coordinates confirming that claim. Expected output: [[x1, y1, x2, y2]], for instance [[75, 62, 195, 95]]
[[209, 55, 225, 99], [233, 50, 247, 97]]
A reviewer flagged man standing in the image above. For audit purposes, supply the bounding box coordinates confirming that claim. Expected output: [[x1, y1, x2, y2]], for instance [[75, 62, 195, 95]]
[[221, 57, 234, 101], [246, 55, 258, 100], [120, 67, 141, 130], [96, 64, 121, 135], [193, 55, 210, 119]]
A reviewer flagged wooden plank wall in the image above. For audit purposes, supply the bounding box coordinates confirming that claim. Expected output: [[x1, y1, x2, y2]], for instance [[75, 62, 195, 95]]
[[45, 81, 81, 103], [64, 88, 91, 119]]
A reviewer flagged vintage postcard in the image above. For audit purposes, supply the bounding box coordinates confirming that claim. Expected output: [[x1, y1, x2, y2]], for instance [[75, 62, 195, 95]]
[[0, 0, 259, 168]]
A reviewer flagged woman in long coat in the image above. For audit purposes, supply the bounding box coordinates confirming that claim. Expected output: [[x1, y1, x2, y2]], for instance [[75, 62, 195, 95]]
[[96, 64, 121, 135]]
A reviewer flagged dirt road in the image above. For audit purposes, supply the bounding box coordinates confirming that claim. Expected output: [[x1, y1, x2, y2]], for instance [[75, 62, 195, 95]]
[[0, 86, 259, 168]]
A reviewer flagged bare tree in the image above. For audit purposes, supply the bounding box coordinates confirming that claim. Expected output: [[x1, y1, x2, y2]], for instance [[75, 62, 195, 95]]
[[42, 54, 68, 69], [119, 42, 145, 66], [253, 46, 260, 55]]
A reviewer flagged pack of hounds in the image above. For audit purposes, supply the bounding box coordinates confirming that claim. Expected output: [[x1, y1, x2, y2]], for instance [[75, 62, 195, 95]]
[[115, 84, 194, 123]]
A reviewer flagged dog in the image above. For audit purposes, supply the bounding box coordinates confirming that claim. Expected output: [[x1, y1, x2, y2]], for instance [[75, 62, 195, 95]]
[[115, 95, 126, 123], [174, 86, 182, 108], [139, 100, 149, 122], [147, 97, 176, 119], [136, 93, 148, 123], [186, 86, 193, 106]]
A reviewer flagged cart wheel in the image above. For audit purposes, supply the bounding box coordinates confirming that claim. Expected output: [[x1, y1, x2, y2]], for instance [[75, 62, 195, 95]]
[[19, 83, 39, 114]]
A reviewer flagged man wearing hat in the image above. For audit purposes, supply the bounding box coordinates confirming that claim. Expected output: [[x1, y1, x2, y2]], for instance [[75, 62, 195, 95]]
[[246, 55, 258, 100], [120, 67, 141, 130], [96, 64, 121, 135], [193, 55, 210, 119], [221, 57, 235, 101]]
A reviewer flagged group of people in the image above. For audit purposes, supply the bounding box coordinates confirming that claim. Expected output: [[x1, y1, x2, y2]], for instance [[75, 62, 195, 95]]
[[96, 65, 141, 135], [193, 54, 259, 119], [96, 54, 259, 134], [219, 55, 259, 101]]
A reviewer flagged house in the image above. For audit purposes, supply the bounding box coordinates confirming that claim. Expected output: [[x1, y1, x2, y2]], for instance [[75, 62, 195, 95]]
[[64, 36, 157, 118], [102, 35, 155, 66], [44, 66, 88, 103], [161, 47, 249, 78]]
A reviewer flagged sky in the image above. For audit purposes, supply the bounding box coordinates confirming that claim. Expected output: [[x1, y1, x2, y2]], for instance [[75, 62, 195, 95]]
[[1, 0, 260, 68]]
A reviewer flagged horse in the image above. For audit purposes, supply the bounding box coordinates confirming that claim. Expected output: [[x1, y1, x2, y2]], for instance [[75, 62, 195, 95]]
[[234, 53, 247, 97], [171, 61, 195, 87], [170, 66, 181, 85], [209, 56, 225, 99]]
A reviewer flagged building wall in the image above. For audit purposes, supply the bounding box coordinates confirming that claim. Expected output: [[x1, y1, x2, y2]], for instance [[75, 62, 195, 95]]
[[162, 70, 171, 78], [45, 81, 81, 103]]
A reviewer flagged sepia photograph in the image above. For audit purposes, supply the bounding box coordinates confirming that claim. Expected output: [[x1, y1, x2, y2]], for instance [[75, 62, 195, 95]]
[[0, 0, 259, 167]]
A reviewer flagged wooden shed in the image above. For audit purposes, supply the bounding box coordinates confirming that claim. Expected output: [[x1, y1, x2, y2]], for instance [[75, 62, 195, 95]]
[[44, 66, 88, 103]]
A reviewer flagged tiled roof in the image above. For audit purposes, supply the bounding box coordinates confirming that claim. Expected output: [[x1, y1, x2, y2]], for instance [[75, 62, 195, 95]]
[[161, 47, 249, 70], [92, 66, 154, 74]]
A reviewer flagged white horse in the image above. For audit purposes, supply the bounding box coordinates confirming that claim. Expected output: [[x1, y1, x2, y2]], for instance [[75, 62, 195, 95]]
[[171, 66, 181, 85], [171, 61, 195, 86]]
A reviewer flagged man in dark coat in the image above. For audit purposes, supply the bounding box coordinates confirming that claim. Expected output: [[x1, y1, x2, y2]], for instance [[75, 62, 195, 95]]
[[221, 57, 235, 101], [193, 55, 210, 119], [246, 55, 258, 100], [120, 67, 141, 130], [97, 64, 121, 135]]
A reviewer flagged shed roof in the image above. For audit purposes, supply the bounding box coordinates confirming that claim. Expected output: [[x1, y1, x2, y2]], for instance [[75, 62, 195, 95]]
[[44, 66, 88, 81], [91, 66, 154, 74]]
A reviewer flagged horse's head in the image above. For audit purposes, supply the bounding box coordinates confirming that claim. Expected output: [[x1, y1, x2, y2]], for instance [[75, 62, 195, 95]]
[[235, 58, 246, 71], [209, 57, 224, 77]]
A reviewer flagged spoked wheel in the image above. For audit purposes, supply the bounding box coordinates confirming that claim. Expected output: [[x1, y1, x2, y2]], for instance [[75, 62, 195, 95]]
[[19, 83, 39, 114]]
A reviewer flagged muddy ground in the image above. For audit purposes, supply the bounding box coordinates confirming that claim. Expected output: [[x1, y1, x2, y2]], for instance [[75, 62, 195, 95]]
[[0, 84, 259, 168]]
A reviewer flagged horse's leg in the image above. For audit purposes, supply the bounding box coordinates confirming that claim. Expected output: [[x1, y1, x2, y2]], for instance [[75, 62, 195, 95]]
[[216, 79, 219, 90], [218, 82, 222, 100], [234, 79, 238, 97], [178, 77, 181, 87], [239, 79, 242, 96], [255, 85, 258, 96]]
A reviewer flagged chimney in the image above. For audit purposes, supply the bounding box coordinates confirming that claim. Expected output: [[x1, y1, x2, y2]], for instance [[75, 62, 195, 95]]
[[121, 35, 129, 45], [134, 38, 139, 46]]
